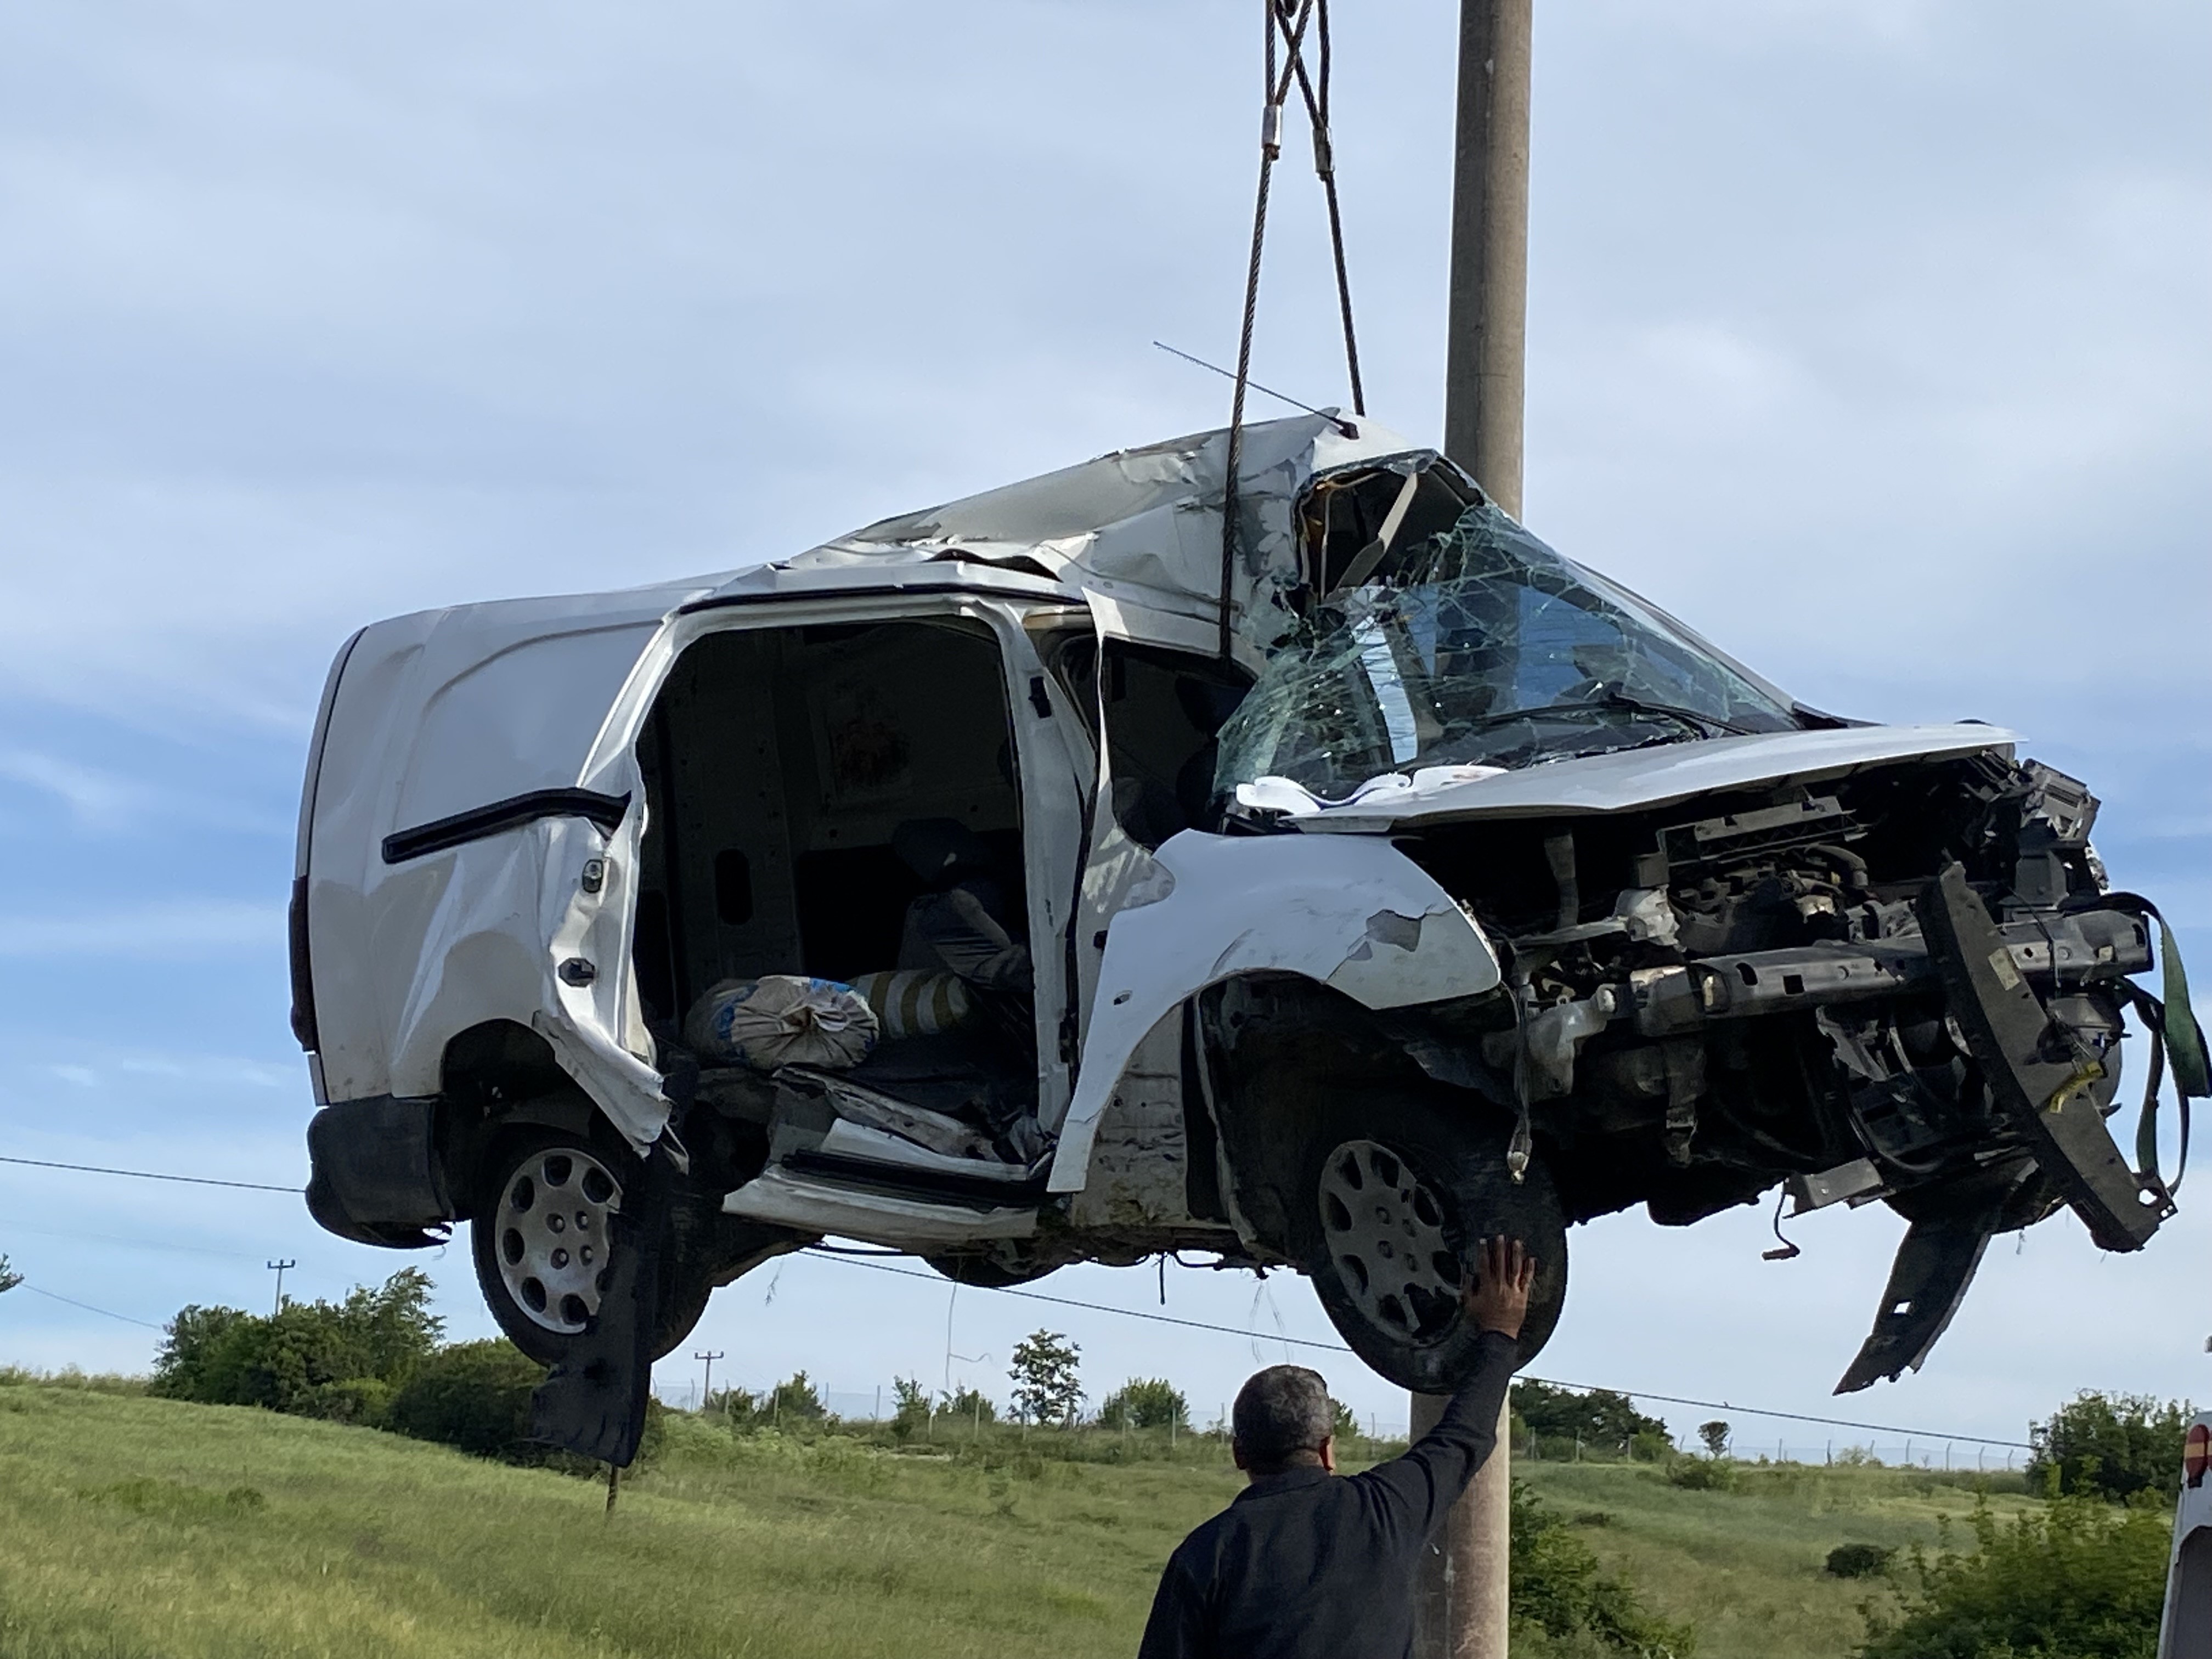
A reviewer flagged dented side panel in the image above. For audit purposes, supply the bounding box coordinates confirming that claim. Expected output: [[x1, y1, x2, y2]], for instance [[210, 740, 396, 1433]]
[[1046, 830, 1500, 1194], [1068, 1010, 1192, 1229]]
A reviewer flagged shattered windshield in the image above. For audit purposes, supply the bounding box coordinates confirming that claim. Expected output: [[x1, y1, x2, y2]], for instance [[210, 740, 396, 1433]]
[[1215, 503, 1798, 801]]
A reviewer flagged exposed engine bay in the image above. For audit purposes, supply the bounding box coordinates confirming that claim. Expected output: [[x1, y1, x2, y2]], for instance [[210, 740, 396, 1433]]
[[1395, 752, 2182, 1391]]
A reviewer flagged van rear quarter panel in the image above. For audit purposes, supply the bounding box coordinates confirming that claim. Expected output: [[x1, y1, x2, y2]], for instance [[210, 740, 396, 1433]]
[[305, 599, 673, 1105]]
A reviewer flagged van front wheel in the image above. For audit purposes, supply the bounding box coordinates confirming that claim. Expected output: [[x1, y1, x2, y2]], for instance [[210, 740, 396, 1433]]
[[1290, 1093, 1567, 1393]]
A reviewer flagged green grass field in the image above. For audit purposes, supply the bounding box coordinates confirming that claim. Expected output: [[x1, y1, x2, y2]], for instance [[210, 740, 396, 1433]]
[[0, 1376, 2040, 1659]]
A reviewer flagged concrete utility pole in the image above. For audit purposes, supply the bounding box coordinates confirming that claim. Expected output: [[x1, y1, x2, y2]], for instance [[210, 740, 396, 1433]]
[[1416, 3, 1532, 1658], [266, 1259, 295, 1317], [1442, 0, 1532, 520]]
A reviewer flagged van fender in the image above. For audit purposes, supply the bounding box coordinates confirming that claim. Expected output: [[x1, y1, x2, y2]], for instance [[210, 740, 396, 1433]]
[[1045, 830, 1500, 1193]]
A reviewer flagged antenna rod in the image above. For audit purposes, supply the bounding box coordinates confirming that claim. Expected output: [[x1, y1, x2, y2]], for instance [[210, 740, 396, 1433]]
[[1153, 342, 1356, 437]]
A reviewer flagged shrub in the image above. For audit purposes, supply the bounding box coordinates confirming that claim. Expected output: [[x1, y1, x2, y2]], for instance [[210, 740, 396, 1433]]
[[889, 1376, 932, 1438], [150, 1270, 442, 1416], [1827, 1543, 1895, 1579], [1099, 1378, 1187, 1431], [2029, 1392, 2193, 1504], [944, 1385, 997, 1427], [385, 1340, 544, 1459], [771, 1372, 826, 1420], [385, 1339, 664, 1468], [1858, 1494, 2168, 1659], [1666, 1457, 1737, 1493], [1513, 1481, 1694, 1656]]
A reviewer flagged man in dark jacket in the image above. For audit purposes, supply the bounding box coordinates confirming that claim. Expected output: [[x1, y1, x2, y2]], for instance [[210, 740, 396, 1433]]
[[1137, 1235, 1534, 1659]]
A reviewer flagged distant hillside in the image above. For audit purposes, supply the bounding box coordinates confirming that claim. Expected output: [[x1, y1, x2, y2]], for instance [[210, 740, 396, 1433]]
[[0, 1374, 2044, 1659]]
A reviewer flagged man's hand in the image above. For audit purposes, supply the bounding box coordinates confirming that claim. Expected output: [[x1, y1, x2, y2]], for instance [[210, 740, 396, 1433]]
[[1462, 1235, 1534, 1340]]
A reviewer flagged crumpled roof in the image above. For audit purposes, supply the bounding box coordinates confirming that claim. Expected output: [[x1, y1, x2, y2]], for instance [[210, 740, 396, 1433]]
[[701, 410, 1431, 648]]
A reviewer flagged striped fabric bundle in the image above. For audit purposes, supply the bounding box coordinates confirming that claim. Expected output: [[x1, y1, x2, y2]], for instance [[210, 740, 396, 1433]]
[[847, 969, 975, 1039]]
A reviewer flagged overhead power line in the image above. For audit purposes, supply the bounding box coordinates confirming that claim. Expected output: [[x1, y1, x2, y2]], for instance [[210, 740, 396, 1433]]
[[0, 1146, 2033, 1447], [15, 1282, 166, 1331], [803, 1249, 2034, 1449], [0, 1154, 298, 1194]]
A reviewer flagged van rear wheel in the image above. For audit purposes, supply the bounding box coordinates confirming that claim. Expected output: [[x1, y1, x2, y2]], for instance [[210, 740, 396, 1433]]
[[469, 1128, 713, 1367], [1290, 1092, 1567, 1393]]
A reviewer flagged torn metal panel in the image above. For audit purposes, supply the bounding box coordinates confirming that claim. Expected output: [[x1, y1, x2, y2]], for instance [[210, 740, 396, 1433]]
[[1047, 828, 1500, 1194], [722, 413, 1424, 654], [1069, 1010, 1193, 1230]]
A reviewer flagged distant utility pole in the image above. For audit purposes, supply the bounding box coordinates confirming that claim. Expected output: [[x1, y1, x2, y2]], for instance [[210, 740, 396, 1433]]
[[696, 1350, 726, 1413], [266, 1259, 296, 1317], [1417, 3, 1532, 1658]]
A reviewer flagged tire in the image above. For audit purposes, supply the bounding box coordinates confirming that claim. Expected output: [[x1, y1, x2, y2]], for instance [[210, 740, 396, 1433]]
[[1289, 1091, 1567, 1393], [469, 1128, 714, 1367]]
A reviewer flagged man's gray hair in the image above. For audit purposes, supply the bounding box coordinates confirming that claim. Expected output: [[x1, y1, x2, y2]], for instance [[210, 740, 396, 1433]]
[[1233, 1364, 1335, 1469]]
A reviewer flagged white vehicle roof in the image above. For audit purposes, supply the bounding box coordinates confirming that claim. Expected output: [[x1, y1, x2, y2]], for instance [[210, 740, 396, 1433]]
[[715, 410, 1418, 641], [303, 411, 1419, 871]]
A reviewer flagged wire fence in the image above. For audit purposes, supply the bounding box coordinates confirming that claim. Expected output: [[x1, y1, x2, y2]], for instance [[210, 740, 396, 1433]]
[[648, 1378, 2029, 1472]]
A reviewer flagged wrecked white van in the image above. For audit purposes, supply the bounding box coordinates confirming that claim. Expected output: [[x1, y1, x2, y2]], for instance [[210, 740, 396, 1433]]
[[292, 413, 2203, 1404]]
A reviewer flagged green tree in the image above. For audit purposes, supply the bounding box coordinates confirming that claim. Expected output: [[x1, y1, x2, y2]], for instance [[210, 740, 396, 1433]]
[[1697, 1420, 1731, 1458], [1009, 1330, 1082, 1426], [150, 1268, 442, 1417], [1858, 1494, 2168, 1659], [1099, 1378, 1187, 1431], [2029, 1391, 2193, 1503], [1516, 1380, 1669, 1454], [0, 1254, 21, 1295]]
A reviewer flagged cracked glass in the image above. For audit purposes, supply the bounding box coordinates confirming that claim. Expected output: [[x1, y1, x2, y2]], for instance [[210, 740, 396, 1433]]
[[1215, 504, 1798, 802]]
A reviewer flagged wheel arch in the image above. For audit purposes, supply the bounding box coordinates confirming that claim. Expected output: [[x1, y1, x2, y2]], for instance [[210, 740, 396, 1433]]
[[1046, 828, 1503, 1197], [1194, 973, 1515, 1259], [436, 1019, 608, 1209]]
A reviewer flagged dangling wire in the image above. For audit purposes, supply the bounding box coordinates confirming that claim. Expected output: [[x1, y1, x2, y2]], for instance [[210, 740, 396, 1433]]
[[1761, 1185, 1802, 1262]]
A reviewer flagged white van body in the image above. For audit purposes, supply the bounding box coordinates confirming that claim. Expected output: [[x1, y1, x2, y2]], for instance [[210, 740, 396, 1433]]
[[293, 411, 2191, 1397]]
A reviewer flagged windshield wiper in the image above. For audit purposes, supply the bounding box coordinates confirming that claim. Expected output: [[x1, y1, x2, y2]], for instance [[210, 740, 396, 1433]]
[[1434, 692, 1754, 742], [1569, 690, 1757, 738]]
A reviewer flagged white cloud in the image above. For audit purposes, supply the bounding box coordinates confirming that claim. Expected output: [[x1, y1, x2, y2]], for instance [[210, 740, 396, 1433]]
[[0, 900, 281, 960], [0, 751, 155, 830]]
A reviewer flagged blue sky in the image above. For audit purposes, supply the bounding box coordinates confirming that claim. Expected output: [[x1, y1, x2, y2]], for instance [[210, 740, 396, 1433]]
[[0, 0, 2205, 1449]]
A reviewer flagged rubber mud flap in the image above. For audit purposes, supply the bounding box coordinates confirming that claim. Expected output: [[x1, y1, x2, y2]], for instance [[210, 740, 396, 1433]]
[[1918, 863, 2167, 1252], [529, 1148, 669, 1467]]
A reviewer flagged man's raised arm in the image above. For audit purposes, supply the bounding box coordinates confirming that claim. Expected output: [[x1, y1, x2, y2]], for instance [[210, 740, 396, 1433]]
[[1353, 1235, 1534, 1537]]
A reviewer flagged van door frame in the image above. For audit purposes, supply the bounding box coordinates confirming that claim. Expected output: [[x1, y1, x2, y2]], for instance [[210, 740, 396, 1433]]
[[582, 587, 1089, 1146]]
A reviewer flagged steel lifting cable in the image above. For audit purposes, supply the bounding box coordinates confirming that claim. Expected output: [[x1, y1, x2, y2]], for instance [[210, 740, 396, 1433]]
[[1287, 0, 1365, 416], [1220, 0, 1367, 660]]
